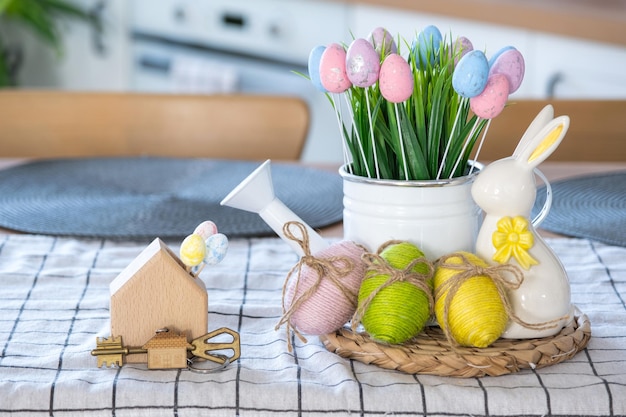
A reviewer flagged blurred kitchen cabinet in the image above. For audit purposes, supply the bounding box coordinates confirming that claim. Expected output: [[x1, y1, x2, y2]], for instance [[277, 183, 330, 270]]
[[530, 33, 626, 99], [347, 4, 626, 99], [13, 0, 130, 91]]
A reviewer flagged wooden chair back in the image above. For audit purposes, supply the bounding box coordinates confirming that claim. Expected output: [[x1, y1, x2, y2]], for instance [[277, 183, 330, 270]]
[[0, 91, 309, 160], [478, 100, 626, 162]]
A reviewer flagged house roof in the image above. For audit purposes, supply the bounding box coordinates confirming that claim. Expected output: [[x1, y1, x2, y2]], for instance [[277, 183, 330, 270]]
[[143, 330, 190, 350], [110, 237, 207, 297]]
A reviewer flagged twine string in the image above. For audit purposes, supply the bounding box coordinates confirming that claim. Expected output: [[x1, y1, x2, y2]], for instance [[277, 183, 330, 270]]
[[275, 221, 358, 351], [351, 241, 435, 333], [435, 253, 568, 348]]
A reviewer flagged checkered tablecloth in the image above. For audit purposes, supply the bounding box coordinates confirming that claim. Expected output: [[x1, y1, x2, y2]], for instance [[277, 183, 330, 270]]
[[1, 233, 625, 417]]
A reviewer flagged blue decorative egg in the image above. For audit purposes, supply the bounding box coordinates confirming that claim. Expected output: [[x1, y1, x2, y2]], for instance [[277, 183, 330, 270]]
[[414, 25, 442, 68], [308, 45, 327, 92], [452, 50, 489, 98], [204, 233, 229, 265]]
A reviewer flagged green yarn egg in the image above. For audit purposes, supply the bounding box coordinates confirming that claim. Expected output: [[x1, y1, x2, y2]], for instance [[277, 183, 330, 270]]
[[357, 242, 433, 344]]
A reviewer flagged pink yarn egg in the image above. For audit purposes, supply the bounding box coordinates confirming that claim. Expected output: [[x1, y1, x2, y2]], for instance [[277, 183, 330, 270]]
[[470, 73, 510, 119], [379, 53, 414, 103], [319, 43, 352, 93], [193, 220, 218, 239], [367, 27, 397, 57], [284, 241, 367, 335], [346, 38, 380, 88], [489, 47, 525, 93]]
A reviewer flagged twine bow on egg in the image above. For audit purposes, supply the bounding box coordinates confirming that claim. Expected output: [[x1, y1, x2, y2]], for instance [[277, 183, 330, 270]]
[[351, 241, 435, 343], [435, 252, 564, 349], [275, 221, 362, 352]]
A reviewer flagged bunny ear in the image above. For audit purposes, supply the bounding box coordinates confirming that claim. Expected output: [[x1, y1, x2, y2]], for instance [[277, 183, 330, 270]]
[[516, 115, 570, 169], [513, 104, 554, 158]]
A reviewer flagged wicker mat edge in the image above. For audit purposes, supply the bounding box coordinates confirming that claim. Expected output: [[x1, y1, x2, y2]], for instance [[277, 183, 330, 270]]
[[320, 310, 591, 377]]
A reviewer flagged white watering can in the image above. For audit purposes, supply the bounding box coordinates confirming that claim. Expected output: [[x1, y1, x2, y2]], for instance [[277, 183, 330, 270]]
[[220, 159, 329, 256]]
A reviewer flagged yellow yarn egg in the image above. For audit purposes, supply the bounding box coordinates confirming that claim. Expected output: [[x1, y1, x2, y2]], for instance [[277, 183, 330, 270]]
[[434, 251, 508, 348]]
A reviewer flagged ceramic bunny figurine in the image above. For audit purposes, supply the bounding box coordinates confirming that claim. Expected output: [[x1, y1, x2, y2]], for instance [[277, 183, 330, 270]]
[[471, 105, 574, 339]]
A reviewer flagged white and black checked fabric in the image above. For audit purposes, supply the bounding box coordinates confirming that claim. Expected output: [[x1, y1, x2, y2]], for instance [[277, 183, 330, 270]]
[[1, 234, 625, 417]]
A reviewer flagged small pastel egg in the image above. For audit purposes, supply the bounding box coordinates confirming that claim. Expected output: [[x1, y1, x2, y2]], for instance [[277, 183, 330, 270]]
[[346, 38, 380, 88], [367, 27, 397, 57], [204, 233, 229, 265], [489, 47, 525, 93], [488, 45, 516, 67], [180, 234, 207, 267], [193, 220, 218, 239], [415, 25, 442, 68], [470, 73, 510, 119], [319, 43, 352, 93], [451, 36, 473, 65], [378, 53, 414, 103], [308, 45, 327, 92], [452, 50, 489, 98]]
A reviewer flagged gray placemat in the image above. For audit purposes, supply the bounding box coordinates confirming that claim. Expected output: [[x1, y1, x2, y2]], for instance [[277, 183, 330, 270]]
[[532, 170, 626, 247], [0, 157, 343, 240]]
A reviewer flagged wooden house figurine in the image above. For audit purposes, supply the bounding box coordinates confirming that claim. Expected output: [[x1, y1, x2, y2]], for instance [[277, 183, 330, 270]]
[[143, 330, 191, 369], [110, 238, 208, 363]]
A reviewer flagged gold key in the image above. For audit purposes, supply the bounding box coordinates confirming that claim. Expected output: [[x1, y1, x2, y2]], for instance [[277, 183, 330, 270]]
[[91, 327, 240, 371]]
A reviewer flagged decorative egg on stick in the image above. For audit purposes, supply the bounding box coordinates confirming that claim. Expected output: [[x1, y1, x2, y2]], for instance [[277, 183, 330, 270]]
[[346, 38, 381, 178], [466, 46, 524, 174], [180, 221, 229, 276], [378, 53, 414, 180], [319, 43, 362, 175], [179, 233, 206, 273], [437, 48, 489, 179], [367, 26, 397, 57], [488, 46, 525, 94], [307, 45, 327, 93], [450, 36, 473, 65], [414, 25, 443, 69]]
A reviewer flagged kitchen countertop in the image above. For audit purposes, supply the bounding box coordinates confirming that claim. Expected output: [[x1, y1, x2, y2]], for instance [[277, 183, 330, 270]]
[[338, 0, 626, 47]]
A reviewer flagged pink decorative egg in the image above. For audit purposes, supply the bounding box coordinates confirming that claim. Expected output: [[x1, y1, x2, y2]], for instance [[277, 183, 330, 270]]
[[470, 74, 510, 119], [378, 53, 414, 103], [319, 43, 352, 93], [489, 47, 525, 93], [284, 241, 367, 335], [193, 220, 218, 239], [346, 38, 380, 88], [367, 27, 397, 57], [451, 36, 473, 65]]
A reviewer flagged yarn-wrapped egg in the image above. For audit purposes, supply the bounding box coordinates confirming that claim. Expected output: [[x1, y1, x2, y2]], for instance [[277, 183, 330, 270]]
[[434, 252, 509, 348], [356, 241, 434, 344], [282, 240, 367, 336]]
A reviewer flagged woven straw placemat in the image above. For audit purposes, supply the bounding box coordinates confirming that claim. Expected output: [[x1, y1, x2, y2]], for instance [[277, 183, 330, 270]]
[[532, 171, 626, 247], [320, 310, 590, 377], [0, 157, 343, 240]]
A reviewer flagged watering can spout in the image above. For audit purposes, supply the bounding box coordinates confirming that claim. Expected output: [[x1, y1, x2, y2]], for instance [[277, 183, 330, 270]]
[[220, 159, 329, 256]]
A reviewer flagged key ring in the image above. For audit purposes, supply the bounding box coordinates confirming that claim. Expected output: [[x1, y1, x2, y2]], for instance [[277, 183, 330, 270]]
[[187, 354, 231, 374]]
